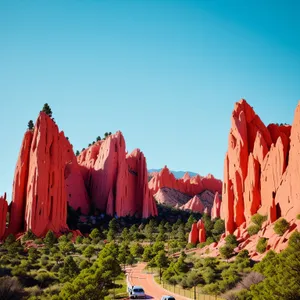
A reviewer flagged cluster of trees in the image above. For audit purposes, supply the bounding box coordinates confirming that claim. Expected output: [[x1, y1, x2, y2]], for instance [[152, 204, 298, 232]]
[[27, 103, 53, 131], [75, 132, 113, 156], [224, 231, 300, 299], [0, 205, 299, 300]]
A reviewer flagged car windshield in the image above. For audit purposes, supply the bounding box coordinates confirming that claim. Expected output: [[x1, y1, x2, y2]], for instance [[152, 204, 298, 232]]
[[133, 288, 144, 293]]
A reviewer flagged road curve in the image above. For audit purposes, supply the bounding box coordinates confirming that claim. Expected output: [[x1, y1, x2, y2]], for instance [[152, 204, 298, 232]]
[[126, 263, 190, 300]]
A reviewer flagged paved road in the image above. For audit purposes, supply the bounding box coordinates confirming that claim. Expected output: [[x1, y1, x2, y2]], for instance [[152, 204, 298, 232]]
[[126, 263, 190, 300]]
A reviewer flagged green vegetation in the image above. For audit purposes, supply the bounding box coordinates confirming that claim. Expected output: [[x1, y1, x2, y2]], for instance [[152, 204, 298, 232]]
[[256, 237, 268, 254], [251, 214, 267, 228], [27, 120, 34, 131], [273, 218, 290, 236], [231, 231, 300, 299], [0, 204, 298, 300], [42, 103, 52, 118], [247, 214, 267, 237], [247, 224, 260, 236]]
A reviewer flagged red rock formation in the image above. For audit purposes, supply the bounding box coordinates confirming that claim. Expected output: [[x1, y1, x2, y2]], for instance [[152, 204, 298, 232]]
[[188, 222, 198, 244], [180, 195, 205, 213], [149, 166, 222, 197], [77, 132, 157, 218], [0, 193, 8, 240], [9, 112, 89, 237], [64, 144, 90, 215], [222, 99, 295, 234], [9, 131, 33, 234], [197, 219, 206, 243], [154, 188, 191, 207], [211, 192, 222, 219]]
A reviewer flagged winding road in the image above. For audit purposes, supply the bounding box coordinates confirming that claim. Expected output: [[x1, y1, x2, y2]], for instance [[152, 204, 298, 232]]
[[126, 263, 190, 300]]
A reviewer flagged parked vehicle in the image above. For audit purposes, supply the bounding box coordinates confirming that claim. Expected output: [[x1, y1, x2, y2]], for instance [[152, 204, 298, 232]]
[[161, 296, 176, 300], [128, 285, 146, 299]]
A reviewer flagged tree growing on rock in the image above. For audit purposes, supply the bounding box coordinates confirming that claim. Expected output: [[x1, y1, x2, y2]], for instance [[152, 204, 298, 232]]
[[27, 120, 34, 131], [42, 103, 53, 118]]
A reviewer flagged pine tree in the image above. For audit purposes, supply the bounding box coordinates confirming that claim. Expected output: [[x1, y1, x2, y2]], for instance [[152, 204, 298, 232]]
[[42, 103, 52, 117], [27, 120, 34, 130]]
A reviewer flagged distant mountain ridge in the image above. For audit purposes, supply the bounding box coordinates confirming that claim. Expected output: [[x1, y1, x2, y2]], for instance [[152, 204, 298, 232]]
[[148, 168, 198, 179]]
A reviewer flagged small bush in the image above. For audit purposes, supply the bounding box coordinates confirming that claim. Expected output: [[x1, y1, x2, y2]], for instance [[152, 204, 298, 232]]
[[225, 234, 238, 247], [75, 236, 83, 244], [274, 218, 289, 236], [247, 224, 260, 236], [220, 245, 234, 259], [186, 243, 196, 249], [205, 237, 215, 246], [251, 214, 267, 227], [34, 238, 43, 245], [79, 260, 90, 270], [256, 237, 268, 254], [297, 214, 300, 220]]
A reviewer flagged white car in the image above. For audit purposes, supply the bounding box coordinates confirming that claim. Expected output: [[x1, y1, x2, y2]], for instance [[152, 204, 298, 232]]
[[161, 296, 176, 300], [128, 285, 146, 299]]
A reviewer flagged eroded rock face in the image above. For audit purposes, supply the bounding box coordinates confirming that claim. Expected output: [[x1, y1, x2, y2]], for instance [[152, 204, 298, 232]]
[[211, 192, 222, 219], [197, 219, 206, 243], [222, 99, 294, 234], [0, 193, 8, 240], [180, 195, 205, 213], [149, 166, 222, 197], [188, 222, 199, 244], [9, 131, 33, 234], [188, 219, 206, 244], [77, 132, 157, 218], [9, 112, 89, 237]]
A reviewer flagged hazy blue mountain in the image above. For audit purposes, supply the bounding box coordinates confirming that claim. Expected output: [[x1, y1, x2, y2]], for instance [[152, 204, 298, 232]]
[[148, 168, 198, 179]]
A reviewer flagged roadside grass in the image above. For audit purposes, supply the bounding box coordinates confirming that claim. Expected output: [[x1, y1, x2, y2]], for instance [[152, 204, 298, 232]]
[[105, 273, 128, 299]]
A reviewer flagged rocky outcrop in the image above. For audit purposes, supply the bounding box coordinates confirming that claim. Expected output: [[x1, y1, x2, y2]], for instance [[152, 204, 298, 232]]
[[180, 195, 205, 213], [0, 193, 8, 240], [197, 219, 206, 243], [8, 112, 89, 237], [149, 166, 222, 196], [211, 192, 222, 219], [154, 187, 191, 207], [221, 99, 297, 235], [188, 222, 199, 244], [77, 132, 157, 218], [188, 220, 206, 244], [9, 131, 33, 234]]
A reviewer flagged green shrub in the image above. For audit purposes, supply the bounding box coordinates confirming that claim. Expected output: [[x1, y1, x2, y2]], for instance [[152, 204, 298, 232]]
[[256, 237, 268, 254], [274, 218, 289, 236], [34, 238, 43, 245], [220, 245, 234, 259], [225, 234, 238, 247], [197, 242, 206, 249], [75, 236, 83, 244], [186, 243, 196, 249], [247, 224, 260, 236], [50, 264, 60, 272], [296, 214, 300, 220], [79, 260, 90, 270], [251, 214, 267, 227], [22, 230, 37, 242], [205, 237, 215, 245]]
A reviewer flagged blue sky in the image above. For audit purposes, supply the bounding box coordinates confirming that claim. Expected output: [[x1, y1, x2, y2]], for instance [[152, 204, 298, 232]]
[[1, 0, 300, 201]]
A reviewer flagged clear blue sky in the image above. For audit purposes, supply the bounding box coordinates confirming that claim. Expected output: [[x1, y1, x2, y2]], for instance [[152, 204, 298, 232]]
[[1, 0, 300, 201]]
